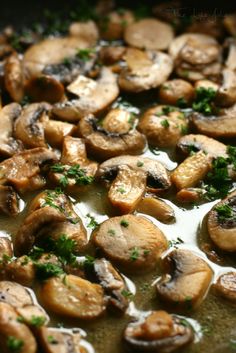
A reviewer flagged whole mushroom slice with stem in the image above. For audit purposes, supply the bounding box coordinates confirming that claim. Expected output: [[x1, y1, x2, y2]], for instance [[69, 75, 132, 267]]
[[0, 185, 20, 216], [52, 67, 119, 122], [14, 102, 51, 149], [124, 310, 194, 353], [138, 105, 188, 148], [0, 302, 37, 353], [0, 148, 58, 193], [4, 52, 24, 102], [156, 249, 213, 309], [207, 190, 236, 252], [213, 272, 236, 302], [91, 214, 168, 273], [137, 195, 176, 224], [0, 103, 24, 158], [124, 18, 174, 51], [119, 48, 173, 92], [158, 79, 194, 106], [39, 274, 106, 320]]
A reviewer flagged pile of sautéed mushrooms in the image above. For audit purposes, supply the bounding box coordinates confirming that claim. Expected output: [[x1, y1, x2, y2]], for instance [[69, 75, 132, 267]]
[[0, 1, 236, 353]]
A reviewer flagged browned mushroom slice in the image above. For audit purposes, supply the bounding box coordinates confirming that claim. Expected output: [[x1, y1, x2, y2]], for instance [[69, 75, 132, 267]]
[[124, 18, 174, 51], [0, 237, 12, 261], [99, 10, 134, 40], [138, 106, 188, 148], [223, 14, 236, 36], [42, 118, 76, 148], [52, 67, 119, 122], [69, 20, 99, 45], [97, 155, 171, 192], [4, 52, 24, 102], [216, 69, 236, 107], [176, 134, 227, 159], [156, 249, 213, 309], [101, 108, 134, 134], [5, 256, 35, 287], [78, 115, 146, 160], [207, 190, 236, 252], [176, 188, 204, 204], [40, 274, 105, 319], [119, 48, 173, 92], [92, 215, 168, 273], [124, 311, 194, 353], [171, 151, 211, 190], [38, 327, 82, 353], [0, 103, 24, 158], [159, 79, 194, 106], [137, 196, 175, 224], [0, 281, 33, 307], [214, 272, 236, 302], [0, 148, 58, 192], [190, 104, 236, 138], [14, 102, 51, 148], [99, 46, 126, 65], [194, 79, 219, 91], [0, 185, 19, 216], [108, 165, 146, 214], [25, 75, 64, 103], [0, 302, 37, 353]]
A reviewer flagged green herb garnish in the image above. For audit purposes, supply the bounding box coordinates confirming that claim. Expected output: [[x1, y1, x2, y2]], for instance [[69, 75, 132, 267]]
[[192, 87, 216, 115], [7, 336, 24, 352], [161, 119, 170, 128], [77, 48, 95, 61], [215, 204, 233, 221], [35, 262, 64, 280], [130, 247, 139, 261], [86, 214, 99, 229], [120, 219, 129, 227]]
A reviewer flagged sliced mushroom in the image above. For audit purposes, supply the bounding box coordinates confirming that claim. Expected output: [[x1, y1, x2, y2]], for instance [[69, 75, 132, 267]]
[[124, 311, 194, 353], [0, 281, 33, 307], [52, 67, 119, 122], [124, 18, 174, 50], [0, 185, 19, 216], [14, 102, 51, 148], [159, 79, 194, 106], [17, 304, 48, 327], [4, 256, 35, 287], [0, 148, 58, 192], [223, 14, 236, 36], [40, 274, 105, 319], [207, 190, 236, 252], [216, 68, 236, 107], [92, 214, 168, 273], [138, 106, 188, 148], [190, 103, 236, 138], [156, 249, 213, 308], [119, 48, 173, 92], [137, 196, 175, 224], [99, 10, 134, 40], [42, 118, 76, 148], [4, 52, 24, 102], [171, 151, 212, 190], [176, 134, 227, 159], [101, 108, 134, 134], [194, 79, 219, 91], [69, 20, 99, 45], [97, 155, 171, 192], [99, 46, 126, 65], [78, 114, 146, 160], [38, 327, 82, 353], [224, 38, 236, 71], [0, 237, 12, 259], [0, 103, 24, 158], [214, 272, 236, 302], [25, 75, 64, 103], [0, 302, 37, 353], [176, 188, 204, 204]]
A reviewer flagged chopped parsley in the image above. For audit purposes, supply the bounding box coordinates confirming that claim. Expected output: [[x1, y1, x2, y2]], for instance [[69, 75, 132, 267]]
[[42, 189, 64, 212], [47, 335, 58, 344], [7, 336, 24, 352], [29, 316, 46, 327], [180, 125, 188, 135], [177, 97, 188, 108], [51, 164, 94, 188], [86, 214, 99, 229], [130, 247, 139, 261], [143, 249, 150, 256], [76, 48, 95, 61], [161, 119, 170, 128], [35, 262, 64, 280], [51, 234, 77, 265], [192, 87, 217, 115], [83, 255, 95, 269], [108, 229, 116, 236], [117, 187, 126, 194], [215, 204, 233, 221], [28, 246, 44, 261], [121, 289, 133, 299], [137, 161, 144, 167], [120, 219, 129, 228], [168, 237, 184, 248]]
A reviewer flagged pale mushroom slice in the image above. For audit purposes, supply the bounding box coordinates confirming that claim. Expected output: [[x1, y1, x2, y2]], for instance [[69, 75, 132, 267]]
[[137, 196, 176, 224], [4, 52, 24, 102], [124, 311, 194, 353], [138, 106, 188, 148], [156, 249, 213, 309], [69, 20, 99, 45], [124, 18, 174, 50], [0, 103, 24, 158], [52, 67, 119, 122], [0, 281, 33, 308], [224, 38, 236, 71], [214, 272, 236, 302], [0, 302, 37, 353], [0, 148, 58, 193], [42, 118, 76, 148], [39, 274, 106, 320], [0, 185, 20, 216], [207, 190, 236, 252], [119, 48, 173, 92], [14, 102, 51, 148], [159, 79, 194, 106], [216, 68, 236, 107], [98, 10, 134, 40], [0, 237, 13, 260], [38, 327, 82, 353], [92, 214, 168, 273]]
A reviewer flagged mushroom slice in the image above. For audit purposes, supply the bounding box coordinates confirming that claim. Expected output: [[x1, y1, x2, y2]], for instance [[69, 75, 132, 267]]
[[0, 302, 37, 353], [207, 190, 236, 252], [0, 185, 19, 216], [156, 249, 213, 309], [0, 237, 12, 260], [42, 119, 76, 148], [14, 102, 50, 148], [69, 20, 99, 45], [101, 108, 134, 135], [124, 18, 174, 50], [92, 214, 168, 273], [138, 106, 188, 148], [171, 151, 211, 190], [137, 196, 176, 224], [176, 134, 227, 159], [52, 67, 119, 122], [214, 272, 236, 302], [124, 311, 194, 353], [224, 38, 236, 71], [0, 148, 58, 192], [40, 274, 105, 319], [0, 281, 33, 307], [194, 79, 219, 91], [176, 188, 204, 204], [4, 256, 35, 287], [25, 75, 64, 103], [0, 103, 24, 158], [78, 115, 146, 160], [99, 46, 126, 65], [4, 52, 24, 102], [190, 103, 236, 138], [17, 304, 48, 327], [38, 327, 82, 353], [159, 79, 194, 106], [119, 48, 173, 92], [216, 69, 236, 107], [97, 155, 171, 192], [99, 10, 134, 40], [223, 14, 236, 36]]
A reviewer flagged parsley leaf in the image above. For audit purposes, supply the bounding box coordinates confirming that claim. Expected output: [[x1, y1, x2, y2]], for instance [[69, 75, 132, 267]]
[[192, 87, 216, 115], [35, 262, 64, 280], [130, 247, 139, 261], [161, 119, 170, 128], [215, 204, 233, 221], [86, 214, 99, 229], [7, 336, 24, 352]]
